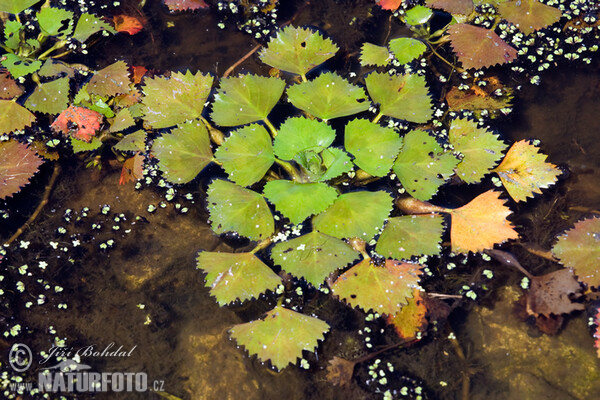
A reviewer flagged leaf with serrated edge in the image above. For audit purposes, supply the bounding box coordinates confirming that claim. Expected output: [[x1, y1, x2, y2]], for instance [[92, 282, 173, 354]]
[[215, 124, 274, 187], [264, 181, 338, 225], [210, 74, 285, 127], [449, 118, 507, 184], [88, 61, 131, 98], [552, 217, 600, 288], [498, 0, 562, 35], [344, 118, 402, 177], [0, 72, 23, 99], [331, 259, 422, 315], [287, 72, 370, 120], [142, 71, 213, 129], [388, 38, 427, 64], [151, 121, 212, 184], [197, 251, 282, 305], [71, 136, 102, 153], [425, 0, 473, 15], [492, 140, 561, 202], [365, 72, 433, 123], [37, 7, 74, 37], [448, 190, 519, 253], [448, 24, 517, 70], [0, 100, 36, 134], [109, 108, 135, 132], [360, 43, 391, 67], [271, 231, 360, 287], [313, 190, 392, 240], [72, 13, 116, 42], [273, 116, 335, 160], [113, 130, 146, 152], [230, 306, 329, 371], [1, 54, 41, 78], [0, 140, 43, 199], [25, 77, 70, 114], [393, 130, 459, 201], [386, 289, 428, 340], [318, 148, 353, 182], [376, 214, 444, 260], [207, 179, 274, 240], [259, 25, 339, 76]]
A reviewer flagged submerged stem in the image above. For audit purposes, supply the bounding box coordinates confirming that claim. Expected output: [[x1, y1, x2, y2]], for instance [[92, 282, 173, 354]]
[[426, 42, 464, 73], [274, 158, 302, 182], [263, 117, 278, 138]]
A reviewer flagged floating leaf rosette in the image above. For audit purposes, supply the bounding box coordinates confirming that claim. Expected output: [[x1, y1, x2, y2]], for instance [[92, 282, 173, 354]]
[[447, 24, 517, 70], [376, 214, 444, 259]]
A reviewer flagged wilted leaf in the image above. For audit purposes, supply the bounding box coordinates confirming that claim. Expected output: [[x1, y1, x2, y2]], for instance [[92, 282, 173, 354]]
[[131, 66, 147, 84], [527, 269, 584, 317], [151, 121, 212, 184], [71, 136, 102, 153], [388, 38, 427, 64], [447, 24, 517, 69], [0, 100, 36, 134], [88, 61, 131, 98], [445, 85, 513, 113], [230, 306, 329, 370], [113, 130, 146, 152], [425, 0, 473, 15], [113, 15, 143, 35], [259, 25, 339, 76], [37, 7, 74, 37], [386, 289, 428, 340], [119, 153, 144, 184], [374, 0, 402, 11], [0, 72, 23, 99], [365, 72, 433, 123], [498, 0, 562, 35], [163, 0, 209, 11], [197, 251, 282, 305], [51, 106, 102, 142], [109, 108, 135, 132], [1, 53, 42, 78], [376, 214, 444, 259], [360, 43, 391, 67], [313, 190, 392, 240], [552, 217, 600, 288], [0, 140, 44, 199], [492, 140, 560, 202], [207, 179, 274, 240], [73, 12, 116, 42], [326, 356, 356, 387], [273, 117, 335, 160], [331, 259, 422, 315], [24, 77, 70, 114]]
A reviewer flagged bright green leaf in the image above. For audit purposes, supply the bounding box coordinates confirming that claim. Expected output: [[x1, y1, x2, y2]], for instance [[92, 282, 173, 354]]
[[24, 77, 70, 114], [404, 5, 433, 25], [376, 214, 444, 259], [37, 7, 74, 37], [273, 117, 335, 160], [388, 38, 427, 64], [71, 136, 102, 153], [113, 130, 146, 152], [4, 20, 22, 50], [318, 148, 353, 181], [0, 100, 36, 134], [0, 0, 39, 14], [72, 12, 116, 42], [88, 60, 131, 98], [360, 43, 391, 67], [109, 108, 135, 132], [1, 54, 41, 79]]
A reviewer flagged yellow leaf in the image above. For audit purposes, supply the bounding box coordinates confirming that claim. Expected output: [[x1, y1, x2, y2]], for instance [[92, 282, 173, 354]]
[[386, 289, 427, 340]]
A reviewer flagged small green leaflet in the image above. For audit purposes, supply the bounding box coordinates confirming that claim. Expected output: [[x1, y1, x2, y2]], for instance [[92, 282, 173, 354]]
[[230, 306, 329, 370], [365, 72, 433, 123], [37, 7, 74, 37], [318, 148, 353, 181], [331, 259, 422, 315], [388, 38, 427, 64], [270, 231, 360, 287], [286, 72, 370, 120], [210, 74, 285, 127], [24, 77, 70, 114], [259, 25, 339, 77], [263, 180, 338, 225], [113, 130, 146, 152], [0, 0, 39, 14], [214, 124, 275, 187], [197, 251, 282, 305], [142, 71, 213, 129], [344, 118, 402, 177], [0, 100, 36, 134], [88, 61, 131, 98], [449, 118, 507, 184], [151, 121, 213, 184], [360, 43, 391, 67], [313, 190, 392, 240], [404, 5, 433, 25], [393, 130, 459, 201], [273, 117, 335, 160], [71, 136, 102, 153], [207, 179, 274, 240], [375, 214, 444, 260], [72, 13, 116, 42], [1, 54, 42, 79], [109, 108, 135, 133], [4, 20, 22, 50]]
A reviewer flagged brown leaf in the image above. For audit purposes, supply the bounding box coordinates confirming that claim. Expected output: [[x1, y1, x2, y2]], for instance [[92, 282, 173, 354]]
[[113, 15, 144, 35], [119, 153, 144, 185], [498, 0, 562, 35], [326, 356, 356, 386], [163, 0, 209, 11], [448, 24, 517, 69], [527, 269, 584, 317], [425, 0, 473, 15], [88, 61, 131, 98], [0, 140, 44, 199], [0, 72, 23, 99]]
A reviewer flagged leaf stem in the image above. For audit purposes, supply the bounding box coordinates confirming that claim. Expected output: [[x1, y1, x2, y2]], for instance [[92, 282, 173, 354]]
[[371, 111, 384, 124], [426, 42, 464, 73], [250, 238, 273, 254], [300, 74, 307, 82], [263, 117, 278, 138], [274, 158, 302, 182], [38, 40, 67, 60]]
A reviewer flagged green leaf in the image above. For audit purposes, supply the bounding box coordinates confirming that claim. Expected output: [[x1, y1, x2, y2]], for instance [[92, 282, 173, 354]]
[[4, 20, 22, 50], [259, 25, 339, 76], [37, 7, 75, 37], [388, 38, 427, 64], [448, 118, 507, 184], [109, 108, 135, 132], [210, 74, 285, 127], [71, 136, 102, 153], [214, 124, 275, 187], [24, 77, 70, 114], [286, 72, 370, 120], [0, 0, 39, 14], [313, 190, 392, 240], [360, 43, 391, 67], [404, 5, 434, 25], [270, 231, 360, 287], [393, 130, 459, 201], [88, 61, 131, 98], [344, 118, 402, 177], [38, 59, 75, 78], [230, 306, 329, 370], [72, 12, 116, 42], [318, 148, 353, 181], [1, 54, 42, 79], [207, 179, 274, 241], [263, 180, 338, 225], [142, 70, 213, 129], [113, 130, 146, 152], [197, 251, 282, 305], [0, 100, 36, 134], [331, 259, 422, 315], [151, 121, 213, 184], [273, 116, 335, 160], [375, 214, 444, 259], [365, 72, 433, 123]]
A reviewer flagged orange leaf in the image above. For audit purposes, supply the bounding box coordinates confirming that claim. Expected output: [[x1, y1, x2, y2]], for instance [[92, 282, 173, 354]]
[[386, 289, 428, 340], [375, 0, 402, 11], [113, 15, 144, 35], [51, 106, 103, 142], [119, 153, 144, 185], [131, 66, 148, 84], [448, 190, 519, 253]]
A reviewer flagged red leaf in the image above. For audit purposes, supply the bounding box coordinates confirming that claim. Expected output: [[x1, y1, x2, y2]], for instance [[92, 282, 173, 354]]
[[0, 71, 23, 99], [163, 0, 209, 12], [0, 140, 44, 199], [448, 24, 517, 69], [113, 15, 144, 35], [119, 153, 144, 185], [375, 0, 402, 10], [594, 307, 600, 358], [131, 66, 148, 84], [51, 106, 103, 142]]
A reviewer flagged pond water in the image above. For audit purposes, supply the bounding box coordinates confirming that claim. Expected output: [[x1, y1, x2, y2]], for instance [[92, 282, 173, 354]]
[[1, 1, 600, 399]]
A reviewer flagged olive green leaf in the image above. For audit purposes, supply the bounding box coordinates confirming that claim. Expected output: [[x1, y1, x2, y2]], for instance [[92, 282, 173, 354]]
[[151, 121, 213, 184], [263, 180, 339, 225], [38, 59, 75, 78], [142, 71, 213, 129], [214, 124, 275, 187], [344, 118, 402, 177], [498, 0, 562, 35], [259, 25, 339, 76], [286, 72, 370, 120], [24, 77, 70, 114], [72, 12, 116, 42], [388, 38, 428, 64], [331, 258, 422, 315], [207, 179, 274, 240], [0, 100, 36, 134], [404, 5, 433, 25], [449, 118, 507, 184], [113, 130, 146, 152], [210, 74, 285, 127], [197, 251, 282, 305], [360, 43, 391, 67], [393, 130, 459, 201], [365, 72, 433, 123], [109, 108, 135, 132], [88, 61, 131, 98], [37, 7, 74, 37], [313, 190, 392, 240], [317, 147, 353, 181], [270, 231, 360, 287], [375, 214, 444, 260], [71, 136, 102, 153], [273, 117, 335, 160], [230, 306, 330, 371], [0, 0, 39, 14], [1, 54, 42, 79]]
